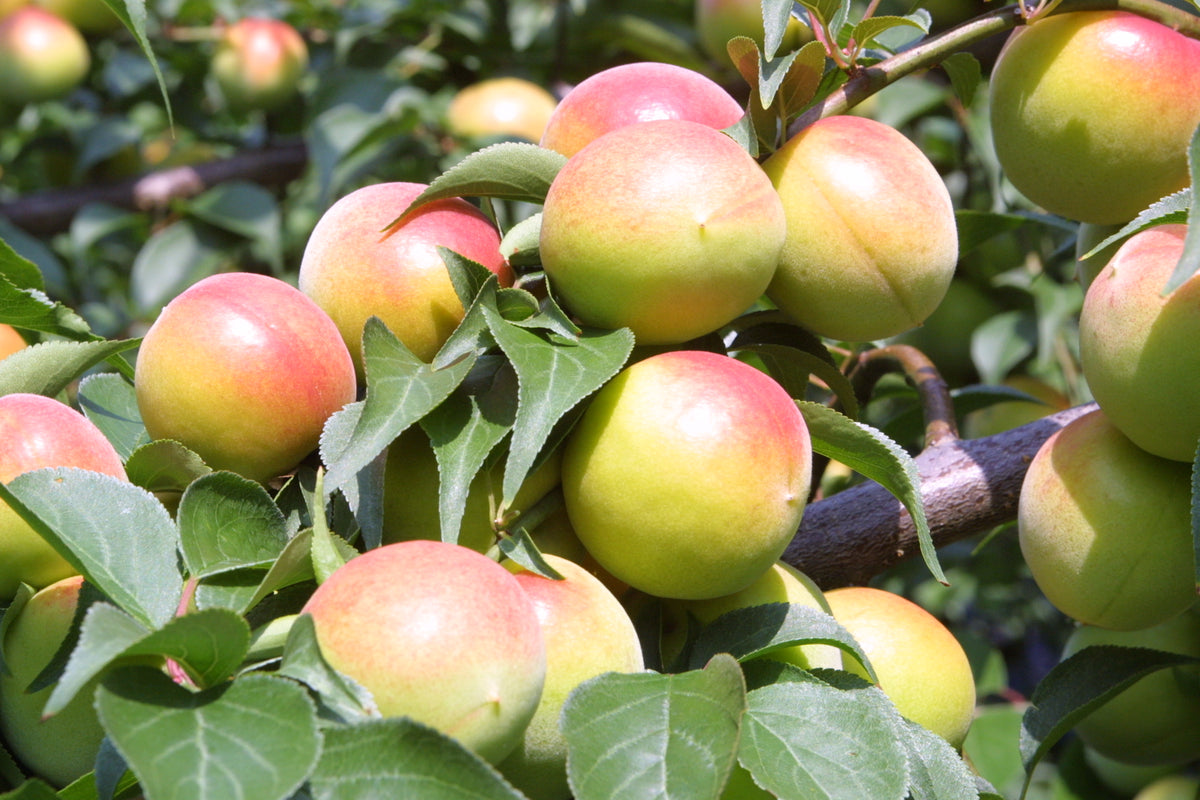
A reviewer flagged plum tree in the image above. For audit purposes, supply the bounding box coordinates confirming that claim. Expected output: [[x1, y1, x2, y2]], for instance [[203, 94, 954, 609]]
[[298, 181, 512, 375], [1079, 224, 1200, 463], [538, 61, 744, 158], [301, 540, 547, 764], [989, 10, 1200, 225], [762, 114, 958, 342], [0, 6, 89, 105], [561, 350, 811, 600], [0, 575, 106, 787], [446, 77, 558, 143], [0, 393, 127, 599], [824, 586, 976, 749], [134, 272, 357, 484], [499, 554, 644, 800], [211, 17, 309, 113], [540, 118, 785, 345], [1017, 408, 1195, 631]]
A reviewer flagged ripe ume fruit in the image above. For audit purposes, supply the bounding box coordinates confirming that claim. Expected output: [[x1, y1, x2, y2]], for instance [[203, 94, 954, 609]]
[[0, 576, 106, 787], [301, 540, 546, 763], [299, 181, 512, 375], [762, 115, 958, 342], [0, 323, 28, 360], [0, 393, 127, 599], [0, 6, 89, 105], [446, 77, 558, 143], [561, 350, 811, 600], [825, 586, 976, 749], [134, 272, 357, 484], [540, 119, 786, 345], [1017, 409, 1195, 631], [1079, 225, 1200, 463], [988, 11, 1200, 225], [539, 61, 743, 158], [211, 17, 309, 112]]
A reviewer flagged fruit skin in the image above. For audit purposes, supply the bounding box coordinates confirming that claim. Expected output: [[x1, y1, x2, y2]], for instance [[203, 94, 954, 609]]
[[661, 561, 843, 671], [0, 393, 127, 599], [561, 350, 811, 600], [824, 586, 976, 749], [1062, 608, 1200, 767], [0, 7, 89, 105], [889, 278, 1001, 388], [988, 11, 1200, 225], [539, 61, 744, 158], [0, 324, 28, 360], [695, 0, 812, 67], [1133, 775, 1200, 800], [0, 576, 107, 787], [301, 540, 546, 764], [299, 181, 512, 376], [540, 119, 786, 345], [1017, 409, 1195, 631], [134, 272, 357, 484], [211, 17, 308, 112], [382, 424, 562, 553], [35, 0, 118, 34], [762, 115, 958, 342], [1079, 225, 1200, 463], [499, 554, 644, 800], [447, 77, 558, 143]]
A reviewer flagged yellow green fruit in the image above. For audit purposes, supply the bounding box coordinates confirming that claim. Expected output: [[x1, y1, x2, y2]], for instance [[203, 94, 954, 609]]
[[211, 17, 308, 112], [0, 6, 89, 105], [447, 77, 557, 143]]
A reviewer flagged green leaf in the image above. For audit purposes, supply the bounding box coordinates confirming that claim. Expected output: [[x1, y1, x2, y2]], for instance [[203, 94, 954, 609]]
[[1162, 123, 1200, 294], [850, 15, 928, 55], [0, 780, 58, 800], [98, 0, 173, 127], [485, 307, 633, 507], [0, 339, 138, 398], [278, 613, 378, 723], [1079, 188, 1190, 262], [499, 212, 543, 268], [77, 373, 150, 462], [796, 402, 944, 584], [0, 235, 44, 292], [763, 0, 798, 59], [129, 220, 229, 317], [196, 528, 317, 616], [683, 603, 876, 682], [900, 719, 980, 800], [970, 310, 1037, 386], [0, 278, 94, 341], [440, 246, 501, 314], [776, 41, 827, 120], [393, 142, 567, 225], [320, 317, 476, 493], [954, 210, 1032, 258], [124, 440, 213, 496], [496, 526, 565, 578], [1018, 645, 1200, 798], [738, 679, 910, 800], [0, 469, 182, 629], [184, 182, 283, 273], [0, 584, 33, 680], [178, 472, 291, 579], [97, 668, 320, 800], [1194, 443, 1200, 595], [562, 654, 746, 800], [940, 52, 982, 109]]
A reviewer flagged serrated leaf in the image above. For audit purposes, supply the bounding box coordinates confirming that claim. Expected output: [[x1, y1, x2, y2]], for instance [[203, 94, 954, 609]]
[[434, 276, 503, 369], [178, 472, 291, 579], [0, 278, 95, 341], [42, 601, 149, 716], [727, 35, 762, 90], [97, 668, 319, 800], [0, 339, 138, 398], [484, 307, 633, 507], [796, 402, 944, 584], [98, 0, 173, 127], [320, 317, 476, 492], [940, 52, 981, 109], [196, 529, 316, 615], [900, 719, 980, 800], [776, 41, 827, 119], [0, 583, 34, 679], [124, 440, 213, 495], [184, 182, 283, 273], [763, 0, 798, 59], [440, 246, 501, 312], [500, 212, 543, 267], [851, 15, 927, 54], [309, 718, 525, 799], [1018, 645, 1200, 799], [1163, 123, 1200, 294], [0, 469, 182, 629], [1080, 187, 1190, 262], [77, 373, 149, 462], [562, 654, 746, 800], [684, 603, 876, 682], [802, 0, 851, 43], [497, 527, 564, 579], [278, 613, 379, 723], [0, 234, 44, 292], [738, 680, 909, 800], [392, 142, 567, 226]]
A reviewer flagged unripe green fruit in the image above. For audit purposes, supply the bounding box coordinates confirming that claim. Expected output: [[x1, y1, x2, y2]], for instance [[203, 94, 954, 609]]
[[1083, 748, 1179, 797], [1133, 775, 1200, 800], [211, 17, 308, 112], [1018, 409, 1195, 631], [539, 62, 743, 158], [0, 576, 106, 787], [301, 540, 547, 764], [1079, 225, 1200, 463], [694, 0, 812, 68], [825, 586, 976, 749], [0, 6, 89, 105], [499, 554, 644, 800], [1062, 609, 1200, 767], [988, 11, 1200, 225], [135, 272, 357, 484], [0, 393, 127, 599], [762, 114, 958, 342], [562, 350, 811, 600], [35, 0, 118, 34], [299, 181, 512, 377], [446, 77, 558, 143], [540, 119, 786, 345]]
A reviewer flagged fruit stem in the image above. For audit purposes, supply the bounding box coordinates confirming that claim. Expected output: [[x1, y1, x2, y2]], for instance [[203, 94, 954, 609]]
[[852, 344, 959, 448]]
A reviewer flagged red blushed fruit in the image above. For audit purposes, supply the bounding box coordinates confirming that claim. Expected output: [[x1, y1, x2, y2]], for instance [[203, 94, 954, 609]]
[[539, 62, 745, 158], [0, 6, 90, 105], [134, 272, 357, 484], [211, 17, 309, 112], [299, 182, 512, 376], [301, 541, 547, 764], [0, 393, 127, 599]]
